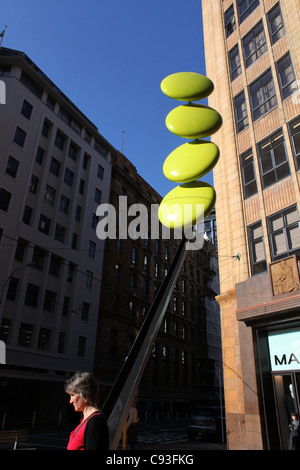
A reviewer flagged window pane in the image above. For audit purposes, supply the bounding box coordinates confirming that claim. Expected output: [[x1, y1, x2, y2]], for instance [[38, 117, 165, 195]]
[[245, 181, 257, 198], [276, 162, 290, 180], [244, 163, 255, 184], [273, 143, 286, 165], [252, 224, 263, 239], [286, 208, 298, 225], [261, 152, 273, 173], [287, 226, 300, 250], [272, 232, 286, 255], [253, 239, 265, 262], [270, 214, 283, 231]]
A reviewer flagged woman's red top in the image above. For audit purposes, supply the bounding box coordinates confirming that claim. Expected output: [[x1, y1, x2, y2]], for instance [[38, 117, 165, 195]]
[[67, 411, 109, 450]]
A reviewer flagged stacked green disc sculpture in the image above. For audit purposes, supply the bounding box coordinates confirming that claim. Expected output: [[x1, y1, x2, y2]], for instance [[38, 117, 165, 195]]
[[158, 72, 222, 230]]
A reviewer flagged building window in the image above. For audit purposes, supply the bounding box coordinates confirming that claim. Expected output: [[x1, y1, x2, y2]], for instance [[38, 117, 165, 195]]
[[234, 91, 249, 133], [38, 328, 51, 350], [143, 280, 149, 299], [224, 4, 236, 38], [0, 187, 12, 212], [60, 195, 70, 214], [0, 64, 11, 76], [249, 69, 277, 121], [88, 241, 96, 258], [131, 247, 137, 264], [81, 302, 90, 322], [43, 290, 56, 312], [15, 238, 27, 261], [113, 294, 119, 313], [18, 323, 33, 347], [7, 277, 18, 301], [240, 149, 258, 199], [44, 185, 56, 205], [57, 332, 66, 353], [143, 254, 149, 271], [289, 116, 300, 171], [22, 205, 33, 225], [41, 119, 51, 137], [257, 128, 290, 189], [94, 188, 102, 204], [267, 3, 285, 45], [76, 205, 82, 222], [64, 168, 74, 186], [248, 221, 267, 275], [46, 95, 56, 111], [82, 153, 90, 170], [24, 283, 39, 307], [84, 270, 93, 289], [91, 213, 97, 229], [55, 224, 66, 243], [54, 131, 65, 150], [32, 246, 46, 270], [13, 126, 26, 148], [62, 297, 69, 316], [97, 164, 104, 179], [77, 336, 87, 357], [20, 71, 43, 99], [20, 99, 33, 120], [0, 319, 11, 343], [228, 45, 242, 81], [237, 0, 260, 24], [68, 142, 78, 161], [276, 53, 298, 101], [49, 255, 61, 277], [79, 179, 85, 194], [35, 146, 45, 164], [5, 156, 19, 178], [71, 233, 78, 250], [242, 21, 267, 68], [49, 157, 60, 177], [29, 175, 39, 194], [38, 214, 51, 235], [268, 205, 300, 261]]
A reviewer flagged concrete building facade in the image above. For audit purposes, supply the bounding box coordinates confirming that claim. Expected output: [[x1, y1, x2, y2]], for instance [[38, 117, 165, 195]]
[[0, 48, 113, 425], [202, 0, 300, 449]]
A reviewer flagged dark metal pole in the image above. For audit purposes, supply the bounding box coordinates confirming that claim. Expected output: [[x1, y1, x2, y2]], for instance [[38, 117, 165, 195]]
[[102, 236, 188, 449]]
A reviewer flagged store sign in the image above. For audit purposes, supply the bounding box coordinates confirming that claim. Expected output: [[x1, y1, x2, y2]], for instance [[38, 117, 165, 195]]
[[268, 329, 300, 371]]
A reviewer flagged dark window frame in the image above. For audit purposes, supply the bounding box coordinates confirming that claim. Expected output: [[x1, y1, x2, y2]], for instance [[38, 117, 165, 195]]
[[228, 44, 242, 81], [276, 52, 298, 101], [13, 126, 26, 148], [224, 4, 236, 38], [267, 205, 300, 261], [288, 115, 300, 171], [234, 91, 249, 133], [257, 128, 290, 189], [249, 68, 277, 121], [248, 221, 267, 275], [237, 0, 260, 24], [267, 2, 286, 45], [242, 20, 267, 68], [240, 148, 258, 199]]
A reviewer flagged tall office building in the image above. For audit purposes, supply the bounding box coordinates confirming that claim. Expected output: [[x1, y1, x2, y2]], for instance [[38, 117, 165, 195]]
[[0, 48, 113, 425], [94, 151, 223, 421], [202, 0, 300, 449]]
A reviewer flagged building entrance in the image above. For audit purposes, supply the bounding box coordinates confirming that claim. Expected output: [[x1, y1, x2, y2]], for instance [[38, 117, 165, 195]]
[[272, 372, 300, 449]]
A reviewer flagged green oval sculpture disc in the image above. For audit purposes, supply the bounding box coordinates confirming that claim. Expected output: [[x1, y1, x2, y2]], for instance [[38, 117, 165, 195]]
[[166, 104, 222, 139], [161, 72, 214, 101], [163, 140, 220, 183], [158, 181, 216, 230]]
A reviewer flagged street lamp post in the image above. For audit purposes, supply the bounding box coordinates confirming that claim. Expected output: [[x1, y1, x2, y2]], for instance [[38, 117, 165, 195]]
[[0, 262, 35, 304]]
